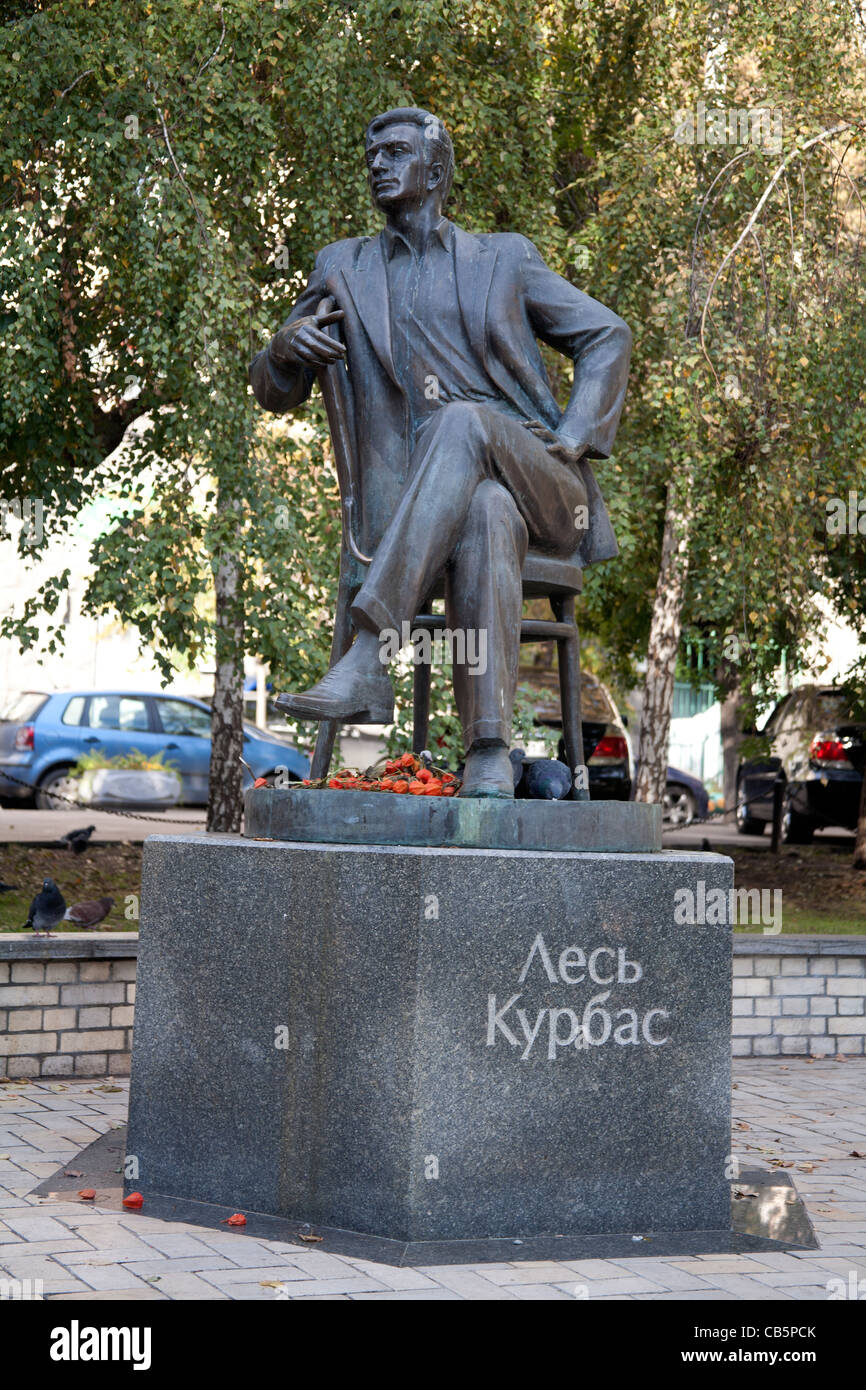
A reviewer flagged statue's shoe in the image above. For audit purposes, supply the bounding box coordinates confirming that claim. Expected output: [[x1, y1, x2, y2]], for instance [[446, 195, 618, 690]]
[[274, 661, 395, 724], [459, 745, 515, 799]]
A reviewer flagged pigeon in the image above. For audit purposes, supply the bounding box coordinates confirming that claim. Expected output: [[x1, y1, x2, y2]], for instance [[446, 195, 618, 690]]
[[509, 747, 526, 790], [60, 825, 96, 855], [63, 896, 114, 929], [0, 881, 19, 893], [23, 878, 67, 936], [523, 758, 572, 801]]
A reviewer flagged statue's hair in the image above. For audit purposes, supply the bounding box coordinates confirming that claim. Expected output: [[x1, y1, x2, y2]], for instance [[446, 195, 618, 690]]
[[365, 108, 454, 205]]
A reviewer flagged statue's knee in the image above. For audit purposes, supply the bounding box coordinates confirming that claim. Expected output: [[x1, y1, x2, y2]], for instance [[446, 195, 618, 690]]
[[429, 400, 487, 451], [468, 480, 528, 549]]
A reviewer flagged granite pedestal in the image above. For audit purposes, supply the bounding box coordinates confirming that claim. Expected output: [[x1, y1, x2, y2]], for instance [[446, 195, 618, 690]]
[[127, 832, 733, 1241]]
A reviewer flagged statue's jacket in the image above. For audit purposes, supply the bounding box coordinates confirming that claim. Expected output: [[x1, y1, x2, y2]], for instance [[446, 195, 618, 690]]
[[249, 223, 631, 568]]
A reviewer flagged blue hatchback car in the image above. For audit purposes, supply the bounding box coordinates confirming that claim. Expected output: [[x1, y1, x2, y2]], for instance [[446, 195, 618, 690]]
[[0, 690, 309, 808]]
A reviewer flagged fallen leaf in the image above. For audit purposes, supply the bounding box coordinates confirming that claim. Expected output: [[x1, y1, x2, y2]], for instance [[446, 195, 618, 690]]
[[223, 1212, 246, 1227], [260, 1280, 285, 1288], [93, 1085, 123, 1093], [849, 1151, 865, 1159], [299, 1232, 323, 1243], [78, 1189, 96, 1200], [123, 1192, 144, 1209], [734, 1122, 750, 1131], [798, 1164, 816, 1173]]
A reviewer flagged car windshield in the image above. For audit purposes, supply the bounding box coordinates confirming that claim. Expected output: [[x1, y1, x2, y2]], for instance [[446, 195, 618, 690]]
[[0, 692, 48, 722], [581, 678, 617, 724], [814, 690, 865, 725], [157, 699, 212, 736]]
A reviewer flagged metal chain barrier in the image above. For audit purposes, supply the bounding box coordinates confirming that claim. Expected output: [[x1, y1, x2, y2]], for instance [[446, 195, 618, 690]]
[[0, 767, 206, 825], [698, 775, 784, 823], [0, 763, 780, 826]]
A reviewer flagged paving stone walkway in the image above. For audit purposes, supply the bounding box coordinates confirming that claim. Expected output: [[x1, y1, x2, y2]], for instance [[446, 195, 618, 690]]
[[0, 1059, 864, 1301]]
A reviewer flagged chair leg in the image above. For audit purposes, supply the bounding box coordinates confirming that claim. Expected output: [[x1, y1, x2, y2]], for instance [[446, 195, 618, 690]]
[[310, 578, 359, 781], [553, 594, 588, 801], [412, 651, 431, 754]]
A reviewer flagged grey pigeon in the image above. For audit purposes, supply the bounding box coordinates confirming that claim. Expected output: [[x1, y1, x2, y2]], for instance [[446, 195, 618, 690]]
[[523, 758, 572, 801], [509, 747, 525, 789], [64, 895, 114, 929], [23, 878, 67, 936], [0, 881, 19, 893], [60, 825, 96, 855]]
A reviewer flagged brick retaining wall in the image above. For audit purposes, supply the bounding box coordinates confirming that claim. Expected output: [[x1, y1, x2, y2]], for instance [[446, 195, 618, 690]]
[[0, 932, 863, 1076], [732, 935, 866, 1058], [0, 934, 137, 1079]]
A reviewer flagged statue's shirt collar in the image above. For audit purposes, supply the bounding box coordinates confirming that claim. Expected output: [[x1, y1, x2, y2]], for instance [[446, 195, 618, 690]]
[[382, 217, 453, 260]]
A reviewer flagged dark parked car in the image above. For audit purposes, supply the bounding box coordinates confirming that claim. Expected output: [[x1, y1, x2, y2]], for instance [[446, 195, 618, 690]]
[[660, 767, 710, 827], [542, 678, 711, 818], [536, 671, 633, 799], [736, 684, 866, 843], [0, 690, 309, 809], [629, 760, 711, 825]]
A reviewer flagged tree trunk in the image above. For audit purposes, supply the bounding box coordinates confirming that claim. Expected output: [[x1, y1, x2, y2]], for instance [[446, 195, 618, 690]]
[[634, 7, 724, 811], [207, 527, 245, 834], [719, 679, 742, 819], [853, 769, 866, 871], [634, 476, 692, 806]]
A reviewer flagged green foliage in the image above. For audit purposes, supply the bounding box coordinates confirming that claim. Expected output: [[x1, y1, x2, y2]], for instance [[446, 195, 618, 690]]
[[71, 747, 178, 774], [543, 0, 866, 712], [2, 0, 864, 748], [0, 0, 559, 695]]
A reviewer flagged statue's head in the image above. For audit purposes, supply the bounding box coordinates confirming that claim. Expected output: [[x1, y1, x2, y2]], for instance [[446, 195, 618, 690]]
[[364, 108, 454, 215]]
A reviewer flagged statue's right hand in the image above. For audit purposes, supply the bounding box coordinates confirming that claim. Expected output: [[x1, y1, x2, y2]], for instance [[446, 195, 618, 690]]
[[269, 310, 346, 369]]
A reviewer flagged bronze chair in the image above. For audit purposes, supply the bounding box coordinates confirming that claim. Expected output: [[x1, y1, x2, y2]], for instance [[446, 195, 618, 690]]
[[307, 300, 587, 798]]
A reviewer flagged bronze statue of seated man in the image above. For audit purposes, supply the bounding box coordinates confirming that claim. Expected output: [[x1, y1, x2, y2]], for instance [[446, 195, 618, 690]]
[[250, 108, 630, 798]]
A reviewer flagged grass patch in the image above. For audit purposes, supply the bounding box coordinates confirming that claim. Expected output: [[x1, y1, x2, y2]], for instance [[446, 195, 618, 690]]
[[0, 842, 142, 933], [717, 841, 866, 935]]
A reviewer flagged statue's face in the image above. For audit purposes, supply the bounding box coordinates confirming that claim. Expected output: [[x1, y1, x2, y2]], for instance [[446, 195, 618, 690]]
[[365, 122, 440, 212]]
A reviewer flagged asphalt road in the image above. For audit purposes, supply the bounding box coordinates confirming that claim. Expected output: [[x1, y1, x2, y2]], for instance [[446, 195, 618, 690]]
[[662, 819, 855, 850], [0, 805, 207, 843]]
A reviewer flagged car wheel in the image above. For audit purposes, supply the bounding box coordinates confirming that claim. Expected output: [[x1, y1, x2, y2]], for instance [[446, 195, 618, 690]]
[[35, 766, 79, 811], [663, 785, 696, 828], [783, 804, 816, 845], [736, 784, 765, 836]]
